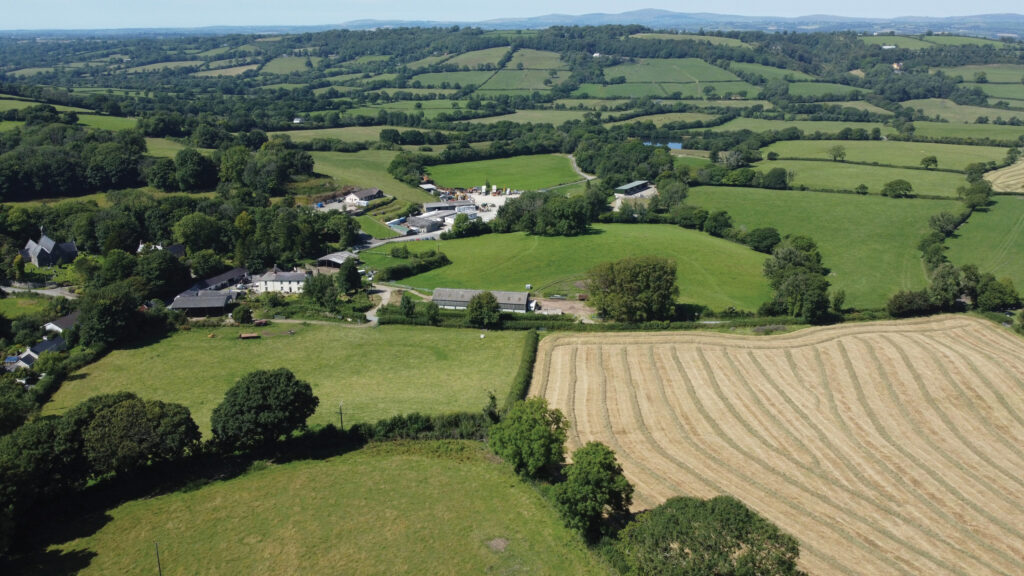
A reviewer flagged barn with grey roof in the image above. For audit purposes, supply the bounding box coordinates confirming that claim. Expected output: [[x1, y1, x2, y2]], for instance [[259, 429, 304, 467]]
[[432, 288, 530, 313]]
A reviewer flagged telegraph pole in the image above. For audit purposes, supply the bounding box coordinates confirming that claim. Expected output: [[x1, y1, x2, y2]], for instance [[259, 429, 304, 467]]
[[155, 542, 163, 576]]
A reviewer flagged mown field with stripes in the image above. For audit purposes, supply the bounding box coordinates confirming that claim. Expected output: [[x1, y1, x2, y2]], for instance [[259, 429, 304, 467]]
[[531, 316, 1024, 575]]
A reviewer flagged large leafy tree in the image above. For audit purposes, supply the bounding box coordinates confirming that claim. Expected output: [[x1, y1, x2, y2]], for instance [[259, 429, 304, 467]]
[[588, 256, 678, 323], [617, 495, 806, 576], [555, 442, 634, 540], [84, 397, 200, 475], [467, 291, 501, 328], [211, 368, 319, 450], [489, 397, 567, 479]]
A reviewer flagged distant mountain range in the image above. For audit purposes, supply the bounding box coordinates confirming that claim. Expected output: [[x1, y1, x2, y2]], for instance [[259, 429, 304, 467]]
[[6, 10, 1024, 38]]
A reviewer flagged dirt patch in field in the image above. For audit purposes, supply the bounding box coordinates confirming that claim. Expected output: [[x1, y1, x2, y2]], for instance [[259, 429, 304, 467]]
[[487, 538, 509, 552], [531, 316, 1024, 576]]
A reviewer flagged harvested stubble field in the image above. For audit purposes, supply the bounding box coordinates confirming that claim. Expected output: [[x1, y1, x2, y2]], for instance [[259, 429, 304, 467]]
[[531, 316, 1024, 576]]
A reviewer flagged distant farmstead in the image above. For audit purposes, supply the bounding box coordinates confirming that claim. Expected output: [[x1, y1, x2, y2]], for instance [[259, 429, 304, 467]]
[[432, 288, 530, 313], [317, 251, 358, 268], [345, 188, 384, 207], [168, 291, 234, 316], [252, 267, 308, 294], [615, 180, 650, 195], [22, 231, 78, 267]]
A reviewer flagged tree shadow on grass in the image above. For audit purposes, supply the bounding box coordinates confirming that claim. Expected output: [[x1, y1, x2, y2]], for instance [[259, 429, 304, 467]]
[[3, 547, 97, 576]]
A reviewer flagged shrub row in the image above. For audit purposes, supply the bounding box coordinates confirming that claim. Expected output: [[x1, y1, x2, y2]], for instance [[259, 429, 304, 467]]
[[377, 252, 451, 282], [504, 330, 539, 410]]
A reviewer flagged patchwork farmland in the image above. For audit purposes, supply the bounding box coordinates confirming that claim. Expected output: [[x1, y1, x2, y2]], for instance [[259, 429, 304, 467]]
[[532, 316, 1024, 576]]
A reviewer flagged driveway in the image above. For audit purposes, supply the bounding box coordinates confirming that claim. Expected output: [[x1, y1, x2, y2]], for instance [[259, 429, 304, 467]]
[[2, 285, 78, 299]]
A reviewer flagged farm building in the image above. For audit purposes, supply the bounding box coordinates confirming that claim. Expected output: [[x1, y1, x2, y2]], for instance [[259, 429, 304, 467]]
[[252, 267, 309, 294], [432, 288, 530, 313], [406, 216, 442, 234], [168, 291, 234, 316], [137, 242, 186, 258], [317, 251, 358, 268], [615, 180, 650, 195], [42, 310, 80, 334], [345, 188, 384, 207], [191, 267, 249, 291], [11, 336, 67, 371], [423, 200, 475, 212], [21, 231, 78, 267]]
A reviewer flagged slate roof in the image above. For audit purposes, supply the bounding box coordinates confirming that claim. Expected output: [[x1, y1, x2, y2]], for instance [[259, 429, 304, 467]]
[[432, 288, 529, 308], [347, 188, 383, 201], [317, 251, 357, 266], [255, 269, 308, 283], [43, 310, 80, 333], [423, 200, 475, 212], [192, 267, 248, 290], [168, 291, 232, 310]]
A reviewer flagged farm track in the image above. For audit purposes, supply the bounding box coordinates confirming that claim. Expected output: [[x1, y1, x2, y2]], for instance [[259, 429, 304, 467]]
[[531, 316, 1024, 575]]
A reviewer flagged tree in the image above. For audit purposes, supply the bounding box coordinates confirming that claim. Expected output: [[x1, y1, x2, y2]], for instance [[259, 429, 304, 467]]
[[976, 275, 1020, 311], [762, 167, 789, 190], [400, 292, 416, 318], [887, 289, 935, 318], [467, 291, 501, 328], [489, 397, 567, 479], [854, 184, 869, 195], [881, 179, 913, 198], [303, 274, 338, 310], [174, 148, 217, 191], [928, 263, 962, 310], [588, 257, 678, 323], [743, 227, 782, 253], [929, 212, 961, 236], [211, 368, 319, 450], [0, 374, 34, 436], [335, 259, 362, 294], [189, 248, 228, 279], [554, 442, 634, 540], [83, 397, 200, 476], [920, 155, 938, 170], [827, 145, 847, 162], [173, 212, 225, 253], [616, 495, 805, 576], [233, 303, 253, 324], [424, 301, 440, 325], [74, 281, 142, 347], [702, 210, 733, 237]]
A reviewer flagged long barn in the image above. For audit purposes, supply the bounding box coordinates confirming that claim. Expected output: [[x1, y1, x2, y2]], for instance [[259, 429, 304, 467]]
[[431, 288, 530, 313]]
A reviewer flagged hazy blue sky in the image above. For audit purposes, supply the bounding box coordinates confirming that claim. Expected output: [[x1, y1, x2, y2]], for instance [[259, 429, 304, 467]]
[[3, 1, 1022, 30]]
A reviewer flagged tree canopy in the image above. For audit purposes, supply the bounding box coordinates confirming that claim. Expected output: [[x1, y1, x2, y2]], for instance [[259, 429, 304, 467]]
[[489, 397, 567, 479], [588, 256, 678, 323], [211, 368, 319, 450], [555, 441, 634, 540]]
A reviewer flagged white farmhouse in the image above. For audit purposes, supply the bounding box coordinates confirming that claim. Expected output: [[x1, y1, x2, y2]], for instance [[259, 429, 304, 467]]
[[252, 267, 309, 294]]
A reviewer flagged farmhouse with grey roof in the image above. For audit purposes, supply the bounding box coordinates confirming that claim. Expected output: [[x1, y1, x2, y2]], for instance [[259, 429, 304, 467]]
[[22, 230, 78, 267], [168, 291, 234, 316], [432, 288, 530, 313]]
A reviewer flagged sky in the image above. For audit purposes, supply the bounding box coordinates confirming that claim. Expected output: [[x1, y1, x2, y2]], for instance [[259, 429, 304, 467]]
[[2, 1, 1022, 30]]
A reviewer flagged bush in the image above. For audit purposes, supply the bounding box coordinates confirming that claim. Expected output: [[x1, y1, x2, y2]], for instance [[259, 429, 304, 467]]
[[489, 397, 567, 479], [887, 289, 935, 318], [377, 252, 451, 282], [504, 330, 539, 410]]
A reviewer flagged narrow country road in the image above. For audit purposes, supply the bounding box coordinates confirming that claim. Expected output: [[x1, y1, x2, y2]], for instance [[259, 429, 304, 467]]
[[567, 154, 596, 181], [1, 285, 78, 299]]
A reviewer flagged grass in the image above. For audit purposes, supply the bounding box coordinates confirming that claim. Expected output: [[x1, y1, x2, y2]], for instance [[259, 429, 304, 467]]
[[0, 120, 25, 132], [426, 154, 580, 190], [444, 47, 510, 68], [707, 117, 896, 135], [261, 55, 320, 75], [923, 35, 1008, 47], [125, 61, 203, 73], [505, 49, 568, 70], [761, 140, 1007, 171], [860, 35, 935, 49], [371, 224, 772, 311], [410, 71, 494, 87], [910, 121, 1024, 142], [755, 159, 967, 197], [786, 82, 866, 97], [687, 186, 955, 307], [962, 82, 1024, 101], [630, 33, 750, 47], [818, 100, 893, 115], [946, 197, 1024, 291], [44, 325, 526, 434], [193, 64, 259, 77], [36, 442, 610, 576], [310, 150, 434, 207], [603, 58, 741, 83], [902, 98, 1021, 124], [607, 112, 717, 127], [934, 64, 1024, 83], [269, 126, 404, 143], [573, 83, 669, 98], [0, 98, 88, 113], [404, 54, 451, 69], [0, 294, 50, 319], [77, 114, 137, 130], [479, 69, 566, 91], [728, 62, 815, 81], [466, 109, 590, 125], [355, 214, 400, 239], [144, 137, 187, 158]]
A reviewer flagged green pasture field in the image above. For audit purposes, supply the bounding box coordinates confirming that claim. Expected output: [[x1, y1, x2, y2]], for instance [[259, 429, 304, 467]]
[[901, 98, 1020, 124], [0, 98, 88, 113], [34, 442, 609, 576], [261, 55, 321, 75], [404, 54, 451, 69], [144, 137, 188, 158], [410, 71, 495, 87], [77, 114, 137, 130], [934, 64, 1024, 83], [310, 150, 434, 206], [962, 82, 1024, 101], [816, 100, 892, 115], [674, 155, 712, 170], [312, 85, 358, 96], [344, 100, 469, 120], [606, 112, 717, 127], [706, 117, 896, 135], [860, 35, 935, 49], [696, 99, 775, 109], [687, 186, 954, 307], [947, 197, 1024, 291], [126, 60, 203, 73], [8, 67, 53, 77], [572, 83, 668, 98], [465, 109, 589, 125], [193, 64, 259, 77], [761, 140, 1007, 171], [445, 47, 510, 68], [426, 154, 580, 190], [0, 294, 50, 319], [370, 88, 458, 97], [355, 215, 400, 239], [505, 49, 568, 70], [786, 82, 866, 97], [923, 35, 1008, 47], [603, 58, 741, 83], [378, 224, 772, 311], [553, 98, 632, 109], [728, 62, 816, 81], [630, 33, 750, 47], [910, 121, 1024, 142], [197, 45, 231, 57], [325, 72, 365, 83], [269, 126, 407, 143], [44, 325, 526, 434], [479, 69, 566, 91], [753, 159, 966, 197], [260, 82, 306, 91], [352, 73, 398, 85], [346, 55, 391, 65], [0, 121, 24, 132]]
